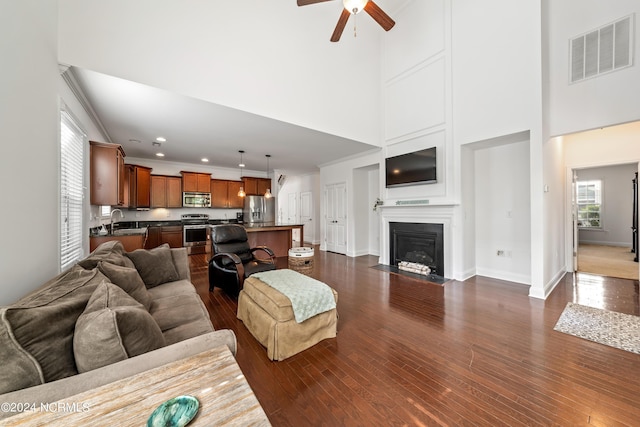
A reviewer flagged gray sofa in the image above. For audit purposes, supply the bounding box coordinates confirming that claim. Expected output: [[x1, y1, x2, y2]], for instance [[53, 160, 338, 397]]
[[0, 241, 236, 420]]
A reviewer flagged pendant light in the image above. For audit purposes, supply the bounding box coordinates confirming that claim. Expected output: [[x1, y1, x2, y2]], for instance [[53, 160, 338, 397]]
[[237, 150, 246, 198], [264, 154, 272, 198]]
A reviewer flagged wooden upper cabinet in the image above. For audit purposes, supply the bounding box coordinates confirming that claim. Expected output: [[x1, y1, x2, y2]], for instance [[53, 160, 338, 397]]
[[242, 177, 271, 196], [242, 177, 258, 196], [211, 179, 245, 208], [227, 180, 244, 208], [257, 178, 271, 196], [181, 172, 211, 193], [166, 177, 182, 207], [151, 175, 182, 208], [90, 141, 126, 206], [210, 179, 229, 208], [127, 165, 152, 209]]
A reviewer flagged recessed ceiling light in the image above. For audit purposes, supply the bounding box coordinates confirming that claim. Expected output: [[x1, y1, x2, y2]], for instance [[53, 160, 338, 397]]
[[156, 153, 165, 157], [201, 158, 209, 162], [156, 137, 166, 142], [128, 139, 141, 144]]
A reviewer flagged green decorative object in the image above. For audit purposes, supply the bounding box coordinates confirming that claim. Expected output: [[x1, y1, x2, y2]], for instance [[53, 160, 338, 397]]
[[147, 395, 199, 427]]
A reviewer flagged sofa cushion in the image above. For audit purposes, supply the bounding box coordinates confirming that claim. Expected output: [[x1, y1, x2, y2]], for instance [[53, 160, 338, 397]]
[[126, 244, 179, 288], [0, 266, 106, 393], [77, 240, 136, 270], [73, 283, 165, 373], [97, 261, 153, 311], [149, 289, 214, 345]]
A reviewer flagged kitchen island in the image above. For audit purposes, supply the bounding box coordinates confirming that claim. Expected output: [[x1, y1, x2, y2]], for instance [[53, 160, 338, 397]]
[[244, 223, 303, 257]]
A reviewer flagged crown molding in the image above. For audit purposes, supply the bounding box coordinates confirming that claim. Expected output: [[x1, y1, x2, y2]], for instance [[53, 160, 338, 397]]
[[59, 64, 113, 143]]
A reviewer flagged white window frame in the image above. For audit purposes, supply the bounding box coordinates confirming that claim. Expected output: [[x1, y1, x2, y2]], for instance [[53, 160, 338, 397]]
[[60, 106, 87, 271], [576, 179, 603, 230]]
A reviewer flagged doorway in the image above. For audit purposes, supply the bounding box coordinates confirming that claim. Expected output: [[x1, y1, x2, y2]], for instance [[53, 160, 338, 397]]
[[572, 163, 639, 280], [324, 182, 347, 254]]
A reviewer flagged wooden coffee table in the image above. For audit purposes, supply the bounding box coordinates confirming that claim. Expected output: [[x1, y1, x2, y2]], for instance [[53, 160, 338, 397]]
[[5, 346, 271, 426]]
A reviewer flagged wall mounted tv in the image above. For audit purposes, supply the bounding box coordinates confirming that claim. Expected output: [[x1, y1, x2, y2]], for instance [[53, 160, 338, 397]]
[[385, 147, 436, 187]]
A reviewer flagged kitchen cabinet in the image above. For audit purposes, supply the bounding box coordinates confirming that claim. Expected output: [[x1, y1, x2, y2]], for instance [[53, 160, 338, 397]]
[[126, 165, 152, 209], [90, 141, 126, 206], [211, 179, 244, 208], [144, 225, 183, 249], [181, 172, 211, 193], [151, 175, 182, 208], [257, 178, 271, 196], [242, 177, 272, 196]]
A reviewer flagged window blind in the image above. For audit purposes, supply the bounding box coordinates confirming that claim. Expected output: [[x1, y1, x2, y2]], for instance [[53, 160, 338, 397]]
[[60, 109, 86, 271]]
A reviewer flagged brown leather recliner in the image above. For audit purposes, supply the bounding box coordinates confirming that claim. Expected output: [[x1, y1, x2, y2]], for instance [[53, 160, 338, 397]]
[[208, 224, 276, 296]]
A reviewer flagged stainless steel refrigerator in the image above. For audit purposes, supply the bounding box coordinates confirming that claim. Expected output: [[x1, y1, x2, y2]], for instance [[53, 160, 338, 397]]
[[243, 195, 276, 225]]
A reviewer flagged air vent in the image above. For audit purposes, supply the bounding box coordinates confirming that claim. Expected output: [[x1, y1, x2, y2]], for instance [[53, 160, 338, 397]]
[[570, 14, 634, 83]]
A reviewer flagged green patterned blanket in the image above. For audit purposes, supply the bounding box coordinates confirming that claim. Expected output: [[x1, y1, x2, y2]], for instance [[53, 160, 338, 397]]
[[252, 269, 336, 323]]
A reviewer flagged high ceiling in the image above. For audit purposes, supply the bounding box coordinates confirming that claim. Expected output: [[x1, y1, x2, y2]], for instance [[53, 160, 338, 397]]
[[72, 67, 379, 175]]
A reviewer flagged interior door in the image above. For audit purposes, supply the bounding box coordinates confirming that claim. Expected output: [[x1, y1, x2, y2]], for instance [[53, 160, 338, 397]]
[[572, 171, 579, 272], [300, 191, 313, 245], [325, 183, 347, 254], [287, 192, 300, 242]]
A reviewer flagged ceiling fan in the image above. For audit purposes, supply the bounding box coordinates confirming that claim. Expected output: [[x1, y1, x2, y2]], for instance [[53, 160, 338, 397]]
[[298, 0, 395, 42]]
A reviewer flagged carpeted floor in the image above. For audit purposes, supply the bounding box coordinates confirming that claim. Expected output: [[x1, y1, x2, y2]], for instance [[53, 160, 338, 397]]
[[578, 244, 639, 280], [554, 302, 640, 354]]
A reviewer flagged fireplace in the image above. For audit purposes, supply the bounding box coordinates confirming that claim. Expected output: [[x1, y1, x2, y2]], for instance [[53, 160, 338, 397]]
[[389, 222, 444, 276]]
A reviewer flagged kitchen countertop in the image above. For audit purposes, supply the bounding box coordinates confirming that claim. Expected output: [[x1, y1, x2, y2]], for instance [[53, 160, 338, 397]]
[[243, 223, 303, 229]]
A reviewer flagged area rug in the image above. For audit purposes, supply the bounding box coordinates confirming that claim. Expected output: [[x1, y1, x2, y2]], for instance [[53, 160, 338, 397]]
[[554, 302, 640, 354]]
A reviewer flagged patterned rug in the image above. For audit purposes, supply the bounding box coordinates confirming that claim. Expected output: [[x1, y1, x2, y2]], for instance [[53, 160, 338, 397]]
[[554, 302, 640, 354]]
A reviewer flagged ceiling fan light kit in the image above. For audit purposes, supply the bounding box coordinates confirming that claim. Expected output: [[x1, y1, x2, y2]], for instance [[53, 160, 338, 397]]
[[297, 0, 395, 42]]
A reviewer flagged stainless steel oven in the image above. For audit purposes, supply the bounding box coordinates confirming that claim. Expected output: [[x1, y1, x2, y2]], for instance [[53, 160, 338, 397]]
[[183, 192, 211, 208], [181, 214, 210, 254]]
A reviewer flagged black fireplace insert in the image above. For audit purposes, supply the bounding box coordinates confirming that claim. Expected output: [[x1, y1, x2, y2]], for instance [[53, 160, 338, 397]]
[[389, 222, 444, 276]]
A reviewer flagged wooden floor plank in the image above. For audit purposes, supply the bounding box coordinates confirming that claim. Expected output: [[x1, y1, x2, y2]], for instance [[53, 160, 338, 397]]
[[190, 250, 640, 426]]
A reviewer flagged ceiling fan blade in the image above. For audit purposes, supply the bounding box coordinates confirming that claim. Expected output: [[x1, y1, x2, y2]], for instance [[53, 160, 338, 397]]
[[297, 0, 334, 6], [330, 8, 351, 42], [364, 0, 395, 31]]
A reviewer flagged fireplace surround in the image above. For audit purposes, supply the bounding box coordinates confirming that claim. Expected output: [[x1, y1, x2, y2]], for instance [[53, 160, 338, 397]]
[[389, 222, 444, 277]]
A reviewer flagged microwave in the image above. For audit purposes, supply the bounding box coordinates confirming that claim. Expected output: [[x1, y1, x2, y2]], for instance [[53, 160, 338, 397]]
[[183, 192, 211, 208]]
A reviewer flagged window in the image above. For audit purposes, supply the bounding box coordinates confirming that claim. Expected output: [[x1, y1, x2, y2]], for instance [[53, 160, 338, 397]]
[[60, 108, 86, 271], [101, 205, 111, 217], [577, 180, 602, 229]]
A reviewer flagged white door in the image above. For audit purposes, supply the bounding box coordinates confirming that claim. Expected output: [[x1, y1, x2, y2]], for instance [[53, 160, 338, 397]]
[[325, 183, 347, 254], [287, 192, 300, 242], [287, 192, 298, 223], [300, 191, 313, 244], [572, 171, 579, 272]]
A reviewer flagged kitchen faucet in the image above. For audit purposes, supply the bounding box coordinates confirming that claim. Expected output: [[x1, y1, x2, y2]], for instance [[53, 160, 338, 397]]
[[110, 209, 124, 233]]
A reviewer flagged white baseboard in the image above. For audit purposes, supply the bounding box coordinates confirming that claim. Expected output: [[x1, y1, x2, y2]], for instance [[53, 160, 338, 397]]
[[529, 268, 566, 299], [475, 267, 531, 286], [454, 267, 477, 282]]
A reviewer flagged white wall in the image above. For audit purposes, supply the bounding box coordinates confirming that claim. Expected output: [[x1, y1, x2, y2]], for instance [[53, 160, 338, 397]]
[[474, 141, 532, 285], [576, 163, 638, 246], [58, 0, 382, 145], [452, 0, 542, 146], [276, 173, 321, 244], [546, 0, 640, 137], [0, 1, 60, 305], [368, 169, 381, 256]]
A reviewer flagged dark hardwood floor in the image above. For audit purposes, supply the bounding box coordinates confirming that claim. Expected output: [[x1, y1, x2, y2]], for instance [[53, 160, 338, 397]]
[[189, 249, 640, 426]]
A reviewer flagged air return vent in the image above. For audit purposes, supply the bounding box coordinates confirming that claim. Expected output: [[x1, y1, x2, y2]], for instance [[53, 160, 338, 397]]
[[570, 14, 634, 83]]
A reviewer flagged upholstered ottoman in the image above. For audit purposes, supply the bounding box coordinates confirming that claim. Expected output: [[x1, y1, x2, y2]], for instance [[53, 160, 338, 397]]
[[237, 269, 338, 361]]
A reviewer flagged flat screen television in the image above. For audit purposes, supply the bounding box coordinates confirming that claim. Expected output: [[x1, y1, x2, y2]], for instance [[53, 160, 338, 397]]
[[385, 147, 436, 187]]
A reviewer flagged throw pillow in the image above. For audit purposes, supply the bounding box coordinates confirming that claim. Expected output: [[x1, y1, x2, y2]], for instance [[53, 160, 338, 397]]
[[97, 261, 153, 311], [125, 244, 180, 288], [73, 282, 165, 373], [78, 240, 136, 270]]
